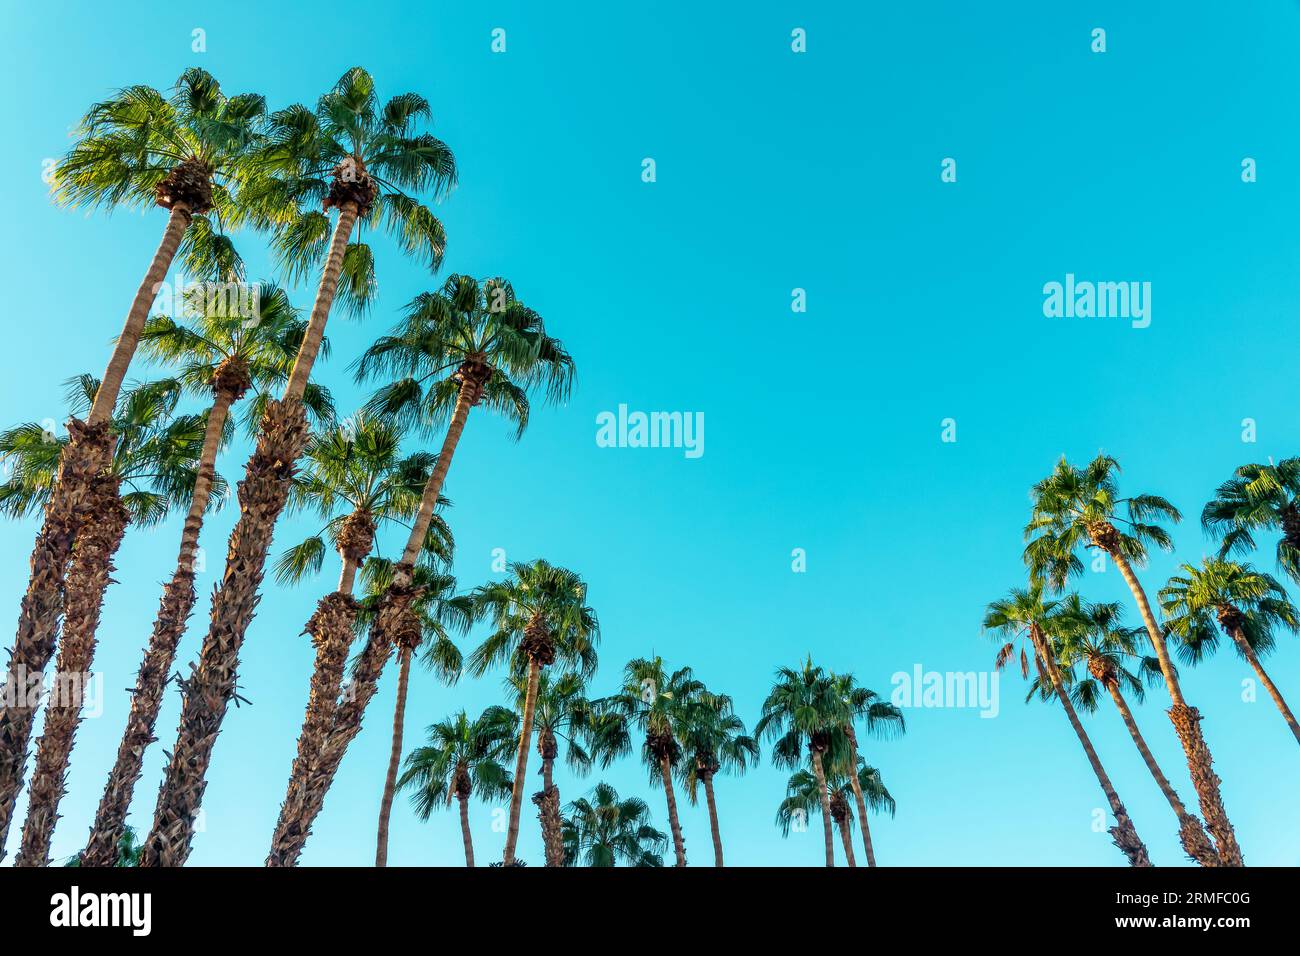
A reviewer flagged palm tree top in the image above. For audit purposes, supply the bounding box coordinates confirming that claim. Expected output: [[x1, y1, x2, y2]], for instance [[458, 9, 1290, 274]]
[[1202, 457, 1300, 584], [397, 706, 516, 818], [354, 558, 470, 676], [1159, 557, 1298, 664], [561, 781, 668, 867]]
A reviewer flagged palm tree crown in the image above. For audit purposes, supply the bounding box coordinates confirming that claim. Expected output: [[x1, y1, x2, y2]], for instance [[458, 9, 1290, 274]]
[[1202, 457, 1300, 585], [561, 782, 668, 867]]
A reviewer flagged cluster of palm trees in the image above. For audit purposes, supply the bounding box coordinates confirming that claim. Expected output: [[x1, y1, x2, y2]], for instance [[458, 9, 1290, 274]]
[[0, 66, 906, 868], [985, 453, 1300, 868]]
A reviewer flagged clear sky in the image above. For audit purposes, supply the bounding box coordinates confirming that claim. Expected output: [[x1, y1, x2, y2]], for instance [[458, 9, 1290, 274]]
[[3, 0, 1300, 867]]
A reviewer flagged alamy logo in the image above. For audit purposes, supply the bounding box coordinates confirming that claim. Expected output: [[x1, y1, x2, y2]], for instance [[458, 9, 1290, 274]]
[[890, 665, 1000, 718], [596, 404, 704, 459], [49, 886, 151, 936], [1042, 273, 1151, 328]]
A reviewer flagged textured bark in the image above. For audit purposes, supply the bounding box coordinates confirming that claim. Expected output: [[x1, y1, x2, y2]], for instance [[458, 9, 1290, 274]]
[[15, 478, 129, 867], [81, 382, 240, 866], [141, 400, 308, 867], [1104, 543, 1241, 865], [1030, 625, 1150, 867], [533, 732, 564, 867], [265, 577, 418, 866], [1170, 704, 1243, 866], [503, 658, 541, 865], [809, 749, 836, 868], [1230, 629, 1300, 747], [844, 727, 878, 867], [375, 645, 414, 867], [265, 590, 358, 866], [0, 418, 114, 861], [284, 203, 357, 403], [700, 771, 724, 867], [832, 801, 857, 867], [82, 568, 195, 867], [1105, 681, 1218, 867], [660, 753, 688, 867], [457, 791, 475, 867]]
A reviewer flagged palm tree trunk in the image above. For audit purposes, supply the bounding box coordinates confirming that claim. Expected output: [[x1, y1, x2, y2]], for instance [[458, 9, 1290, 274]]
[[1230, 629, 1300, 746], [458, 792, 475, 867], [534, 750, 563, 867], [1110, 550, 1242, 865], [838, 819, 857, 866], [15, 480, 129, 867], [0, 420, 115, 860], [375, 645, 413, 867], [1106, 682, 1219, 866], [1031, 625, 1150, 866], [660, 754, 688, 867], [844, 732, 878, 867], [809, 750, 836, 868], [503, 659, 541, 865], [82, 386, 235, 867], [139, 202, 357, 867], [701, 772, 724, 867]]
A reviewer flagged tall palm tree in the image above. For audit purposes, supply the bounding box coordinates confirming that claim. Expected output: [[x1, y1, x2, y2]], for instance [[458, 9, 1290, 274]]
[[826, 671, 904, 867], [2, 379, 208, 865], [142, 68, 456, 867], [1023, 454, 1241, 865], [984, 582, 1152, 867], [267, 557, 465, 866], [754, 658, 843, 867], [1047, 595, 1219, 866], [561, 782, 668, 867], [675, 689, 758, 867], [1202, 458, 1300, 585], [2, 69, 265, 864], [396, 707, 516, 867], [776, 762, 894, 866], [265, 417, 451, 867], [467, 561, 599, 865], [81, 282, 331, 868], [506, 670, 619, 867], [1160, 559, 1300, 747], [600, 658, 703, 868]]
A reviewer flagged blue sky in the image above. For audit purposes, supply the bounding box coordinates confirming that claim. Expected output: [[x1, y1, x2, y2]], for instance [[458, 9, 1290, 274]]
[[3, 0, 1300, 866]]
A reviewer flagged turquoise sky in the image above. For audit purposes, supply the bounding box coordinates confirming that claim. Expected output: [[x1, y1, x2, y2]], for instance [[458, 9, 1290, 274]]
[[3, 1, 1300, 867]]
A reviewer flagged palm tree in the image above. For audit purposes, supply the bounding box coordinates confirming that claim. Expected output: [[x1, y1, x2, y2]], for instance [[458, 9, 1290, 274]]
[[675, 689, 758, 867], [776, 762, 895, 866], [81, 282, 331, 868], [65, 826, 143, 868], [505, 670, 619, 867], [1160, 559, 1300, 747], [141, 67, 456, 867], [267, 557, 466, 866], [826, 671, 904, 867], [2, 69, 265, 864], [561, 782, 668, 867], [1046, 595, 1219, 866], [599, 658, 703, 867], [265, 417, 451, 867], [754, 658, 843, 867], [984, 583, 1151, 866], [2, 379, 208, 865], [467, 561, 599, 865], [1202, 458, 1300, 585], [1023, 454, 1242, 865], [396, 707, 516, 867]]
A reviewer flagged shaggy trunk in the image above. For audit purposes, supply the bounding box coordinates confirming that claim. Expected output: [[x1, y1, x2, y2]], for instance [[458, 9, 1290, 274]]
[[701, 771, 724, 867], [660, 753, 688, 867], [534, 730, 563, 867], [0, 420, 114, 860], [457, 790, 475, 867], [375, 645, 414, 867], [834, 808, 857, 867], [809, 749, 836, 868], [1104, 679, 1219, 867], [1030, 623, 1150, 866], [1227, 626, 1300, 747], [15, 479, 129, 867], [1107, 542, 1242, 865], [844, 727, 878, 867], [141, 400, 309, 866], [82, 375, 242, 867], [503, 658, 541, 865], [266, 577, 418, 866]]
